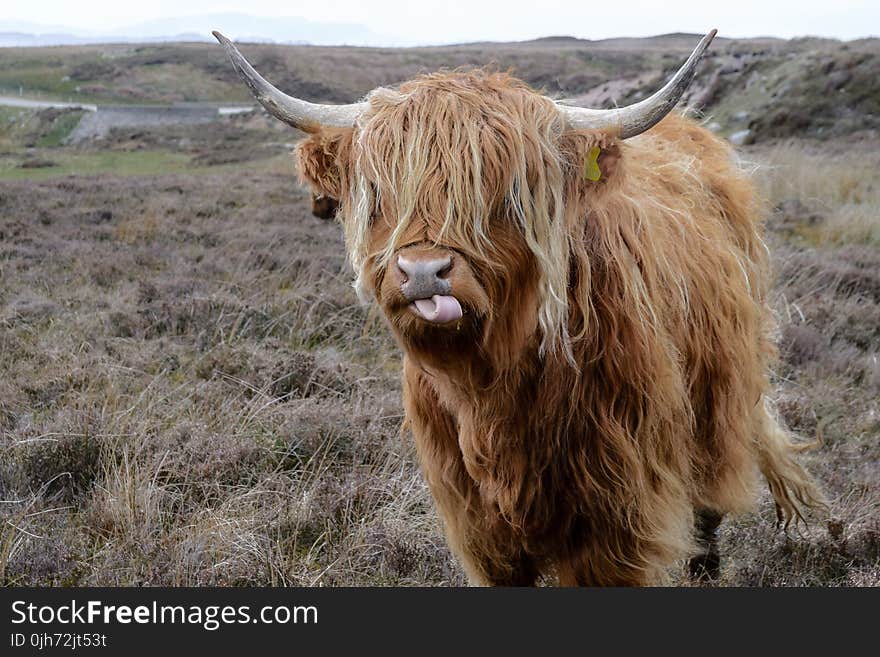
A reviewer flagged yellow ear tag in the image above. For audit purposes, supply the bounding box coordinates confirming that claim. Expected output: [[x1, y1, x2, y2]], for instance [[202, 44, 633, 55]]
[[584, 145, 602, 182]]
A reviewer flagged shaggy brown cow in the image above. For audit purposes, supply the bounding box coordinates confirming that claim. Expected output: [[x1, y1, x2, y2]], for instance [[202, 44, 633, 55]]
[[214, 30, 824, 585]]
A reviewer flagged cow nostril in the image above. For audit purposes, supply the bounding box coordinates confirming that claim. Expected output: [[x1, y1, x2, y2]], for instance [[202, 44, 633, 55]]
[[424, 256, 452, 280], [436, 259, 453, 279]]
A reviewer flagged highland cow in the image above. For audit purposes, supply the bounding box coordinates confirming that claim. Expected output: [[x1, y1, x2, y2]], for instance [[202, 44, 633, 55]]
[[214, 30, 824, 585]]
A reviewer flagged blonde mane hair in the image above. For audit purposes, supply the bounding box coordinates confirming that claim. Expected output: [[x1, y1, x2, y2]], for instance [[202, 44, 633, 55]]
[[346, 71, 573, 356]]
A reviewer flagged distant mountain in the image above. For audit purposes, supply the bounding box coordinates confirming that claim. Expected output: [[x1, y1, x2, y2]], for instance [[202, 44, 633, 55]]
[[126, 13, 389, 45], [0, 31, 212, 47], [0, 13, 399, 48]]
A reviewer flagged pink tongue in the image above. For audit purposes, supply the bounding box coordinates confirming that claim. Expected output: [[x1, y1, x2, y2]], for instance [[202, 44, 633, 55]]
[[413, 295, 463, 323]]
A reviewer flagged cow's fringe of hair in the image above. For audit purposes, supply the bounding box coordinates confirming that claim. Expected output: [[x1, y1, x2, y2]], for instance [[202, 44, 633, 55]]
[[347, 72, 574, 358]]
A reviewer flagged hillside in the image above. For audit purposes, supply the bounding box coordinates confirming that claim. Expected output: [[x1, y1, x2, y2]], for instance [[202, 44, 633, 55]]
[[1, 33, 878, 143]]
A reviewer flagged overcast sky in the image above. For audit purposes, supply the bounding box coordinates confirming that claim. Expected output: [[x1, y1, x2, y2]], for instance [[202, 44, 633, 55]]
[[4, 0, 878, 43]]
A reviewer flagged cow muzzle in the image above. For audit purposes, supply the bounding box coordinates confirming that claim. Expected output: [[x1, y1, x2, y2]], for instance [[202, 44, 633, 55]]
[[395, 252, 463, 324]]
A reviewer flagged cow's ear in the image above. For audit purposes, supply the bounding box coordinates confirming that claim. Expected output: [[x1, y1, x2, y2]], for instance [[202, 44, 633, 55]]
[[295, 128, 353, 201], [310, 194, 339, 220], [564, 130, 623, 190]]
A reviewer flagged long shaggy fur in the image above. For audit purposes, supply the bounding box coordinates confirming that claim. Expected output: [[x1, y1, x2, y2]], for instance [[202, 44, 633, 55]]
[[295, 69, 825, 585]]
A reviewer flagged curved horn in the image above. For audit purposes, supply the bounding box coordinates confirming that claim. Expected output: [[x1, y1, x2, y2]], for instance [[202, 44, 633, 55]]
[[558, 29, 717, 139], [212, 30, 366, 133]]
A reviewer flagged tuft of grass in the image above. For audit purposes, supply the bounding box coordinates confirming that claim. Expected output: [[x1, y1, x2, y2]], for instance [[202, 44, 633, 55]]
[[822, 204, 880, 247]]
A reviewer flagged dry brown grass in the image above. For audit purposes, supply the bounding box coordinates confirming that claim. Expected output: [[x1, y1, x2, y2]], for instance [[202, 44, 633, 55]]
[[0, 136, 877, 586], [752, 140, 880, 247], [0, 172, 460, 585]]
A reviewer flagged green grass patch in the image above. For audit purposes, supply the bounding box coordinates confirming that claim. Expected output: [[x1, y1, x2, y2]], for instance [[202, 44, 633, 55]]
[[0, 149, 290, 180], [36, 111, 85, 147], [0, 150, 193, 180], [0, 70, 83, 100]]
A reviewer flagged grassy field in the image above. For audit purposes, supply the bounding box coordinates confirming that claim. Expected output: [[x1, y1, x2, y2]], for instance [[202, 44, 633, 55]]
[[0, 35, 877, 586]]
